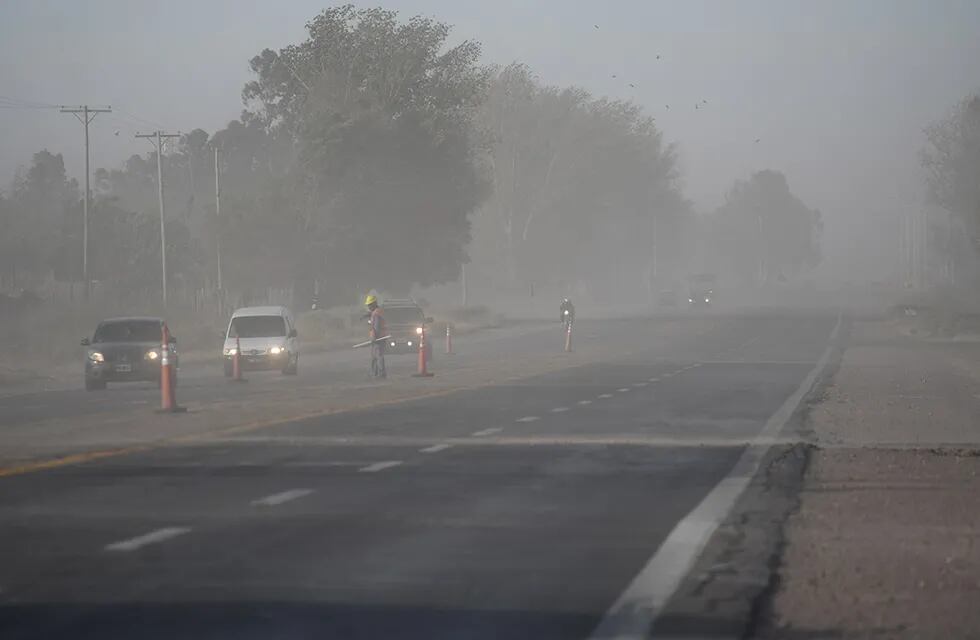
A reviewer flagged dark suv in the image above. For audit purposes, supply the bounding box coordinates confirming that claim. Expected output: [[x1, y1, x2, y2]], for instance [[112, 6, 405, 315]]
[[82, 317, 177, 391], [381, 299, 434, 358]]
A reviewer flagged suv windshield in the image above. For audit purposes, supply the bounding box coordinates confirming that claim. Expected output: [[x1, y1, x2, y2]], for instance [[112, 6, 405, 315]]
[[383, 307, 424, 326], [230, 315, 286, 338], [93, 320, 161, 343]]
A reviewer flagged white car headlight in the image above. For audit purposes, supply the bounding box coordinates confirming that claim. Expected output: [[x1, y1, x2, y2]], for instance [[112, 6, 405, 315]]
[[269, 346, 283, 355], [89, 351, 104, 363], [225, 347, 238, 356], [146, 350, 159, 360], [416, 326, 424, 335], [407, 341, 413, 347]]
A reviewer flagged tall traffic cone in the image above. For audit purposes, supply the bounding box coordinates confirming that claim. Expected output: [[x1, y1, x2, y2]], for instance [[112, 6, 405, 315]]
[[445, 323, 454, 355], [564, 320, 573, 353], [157, 323, 186, 413], [413, 328, 434, 377], [231, 334, 246, 382]]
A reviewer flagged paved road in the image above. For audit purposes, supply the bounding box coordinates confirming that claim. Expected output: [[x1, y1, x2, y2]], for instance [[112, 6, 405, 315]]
[[0, 311, 836, 639]]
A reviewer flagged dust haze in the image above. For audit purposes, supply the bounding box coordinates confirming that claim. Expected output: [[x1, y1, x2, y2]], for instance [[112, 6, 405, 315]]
[[1, 1, 979, 365]]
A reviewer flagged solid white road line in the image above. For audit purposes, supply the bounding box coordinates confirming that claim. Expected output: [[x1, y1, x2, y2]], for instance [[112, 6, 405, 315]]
[[578, 400, 593, 406], [105, 527, 191, 552], [516, 416, 540, 423], [251, 488, 313, 507], [648, 377, 660, 383], [598, 394, 613, 399], [632, 382, 648, 388], [588, 313, 843, 640], [472, 427, 503, 437], [359, 461, 403, 473], [420, 443, 452, 453], [551, 407, 570, 413]]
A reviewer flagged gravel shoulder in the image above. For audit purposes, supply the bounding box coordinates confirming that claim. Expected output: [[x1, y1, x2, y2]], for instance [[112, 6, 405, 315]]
[[759, 317, 980, 639]]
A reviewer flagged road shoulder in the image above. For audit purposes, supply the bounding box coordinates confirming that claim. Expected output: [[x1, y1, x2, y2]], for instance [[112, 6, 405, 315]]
[[758, 317, 980, 639]]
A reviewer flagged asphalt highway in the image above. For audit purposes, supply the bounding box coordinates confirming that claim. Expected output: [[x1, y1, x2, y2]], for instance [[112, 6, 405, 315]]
[[0, 310, 837, 639]]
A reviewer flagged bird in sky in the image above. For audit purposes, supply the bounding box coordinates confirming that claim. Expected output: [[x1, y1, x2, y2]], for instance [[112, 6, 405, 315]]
[[629, 83, 635, 88], [656, 54, 661, 60], [665, 104, 670, 110], [695, 104, 699, 110], [594, 24, 599, 29], [612, 74, 617, 78], [755, 138, 761, 143]]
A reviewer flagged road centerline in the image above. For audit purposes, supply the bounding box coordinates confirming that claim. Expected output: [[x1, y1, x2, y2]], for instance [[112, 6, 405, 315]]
[[105, 527, 191, 552], [420, 443, 452, 453], [359, 460, 403, 473], [251, 488, 313, 507], [472, 427, 503, 437]]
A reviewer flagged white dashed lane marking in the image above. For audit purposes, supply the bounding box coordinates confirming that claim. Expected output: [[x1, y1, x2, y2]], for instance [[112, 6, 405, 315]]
[[516, 416, 540, 423], [617, 388, 631, 393], [420, 444, 451, 453], [105, 527, 191, 552], [359, 461, 403, 473], [633, 382, 647, 388], [578, 400, 593, 406], [472, 427, 503, 437], [551, 407, 570, 413], [251, 489, 313, 507], [598, 394, 613, 399], [648, 377, 660, 382]]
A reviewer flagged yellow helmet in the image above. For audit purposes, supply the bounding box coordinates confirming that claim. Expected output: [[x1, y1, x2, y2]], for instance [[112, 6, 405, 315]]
[[364, 294, 378, 306]]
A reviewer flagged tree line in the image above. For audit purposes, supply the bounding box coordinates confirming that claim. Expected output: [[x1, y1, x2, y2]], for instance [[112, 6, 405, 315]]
[[0, 5, 824, 308]]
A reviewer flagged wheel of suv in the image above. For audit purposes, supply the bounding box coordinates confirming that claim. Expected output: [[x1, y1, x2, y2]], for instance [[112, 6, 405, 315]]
[[282, 354, 298, 376]]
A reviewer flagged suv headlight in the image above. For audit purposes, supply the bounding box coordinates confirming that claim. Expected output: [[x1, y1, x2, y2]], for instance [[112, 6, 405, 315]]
[[145, 350, 159, 360], [88, 351, 104, 363], [224, 347, 237, 356], [269, 346, 283, 355], [416, 327, 424, 335]]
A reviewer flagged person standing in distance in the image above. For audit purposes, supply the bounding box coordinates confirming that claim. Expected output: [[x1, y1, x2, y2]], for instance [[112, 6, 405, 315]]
[[365, 294, 387, 379]]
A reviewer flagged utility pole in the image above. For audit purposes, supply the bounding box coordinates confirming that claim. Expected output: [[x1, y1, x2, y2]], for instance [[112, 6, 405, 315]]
[[60, 105, 111, 298], [214, 146, 223, 292], [137, 131, 180, 306]]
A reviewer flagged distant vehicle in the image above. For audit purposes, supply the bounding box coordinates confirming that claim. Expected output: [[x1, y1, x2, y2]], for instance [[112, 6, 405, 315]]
[[82, 317, 176, 391], [223, 305, 299, 376], [688, 273, 716, 307], [381, 299, 434, 358]]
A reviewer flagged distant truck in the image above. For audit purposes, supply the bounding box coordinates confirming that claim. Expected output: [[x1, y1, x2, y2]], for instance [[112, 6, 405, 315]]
[[687, 273, 716, 307]]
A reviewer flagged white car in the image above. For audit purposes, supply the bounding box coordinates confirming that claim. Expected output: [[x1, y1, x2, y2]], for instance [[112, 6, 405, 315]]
[[222, 306, 299, 376]]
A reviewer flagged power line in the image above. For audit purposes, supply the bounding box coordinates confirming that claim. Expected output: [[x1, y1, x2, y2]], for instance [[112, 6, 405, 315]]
[[136, 130, 181, 307], [61, 105, 112, 298]]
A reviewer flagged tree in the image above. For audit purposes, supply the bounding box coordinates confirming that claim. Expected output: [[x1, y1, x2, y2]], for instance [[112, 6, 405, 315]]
[[2, 150, 79, 287], [471, 63, 689, 300], [709, 170, 821, 285], [239, 5, 491, 301], [921, 95, 980, 236]]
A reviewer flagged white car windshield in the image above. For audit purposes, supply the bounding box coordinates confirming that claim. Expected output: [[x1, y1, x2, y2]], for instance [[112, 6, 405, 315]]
[[229, 316, 286, 338]]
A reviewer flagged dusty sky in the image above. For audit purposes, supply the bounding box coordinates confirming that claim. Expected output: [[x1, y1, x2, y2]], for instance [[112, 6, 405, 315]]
[[1, 0, 978, 277]]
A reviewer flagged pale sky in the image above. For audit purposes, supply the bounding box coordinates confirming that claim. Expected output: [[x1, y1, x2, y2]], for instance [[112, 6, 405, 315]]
[[2, 0, 979, 274]]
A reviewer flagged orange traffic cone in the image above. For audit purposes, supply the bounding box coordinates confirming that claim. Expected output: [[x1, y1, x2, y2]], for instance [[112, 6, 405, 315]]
[[564, 320, 573, 353], [231, 334, 246, 382], [413, 328, 434, 377], [157, 323, 186, 413]]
